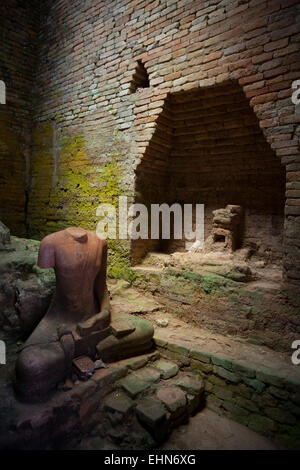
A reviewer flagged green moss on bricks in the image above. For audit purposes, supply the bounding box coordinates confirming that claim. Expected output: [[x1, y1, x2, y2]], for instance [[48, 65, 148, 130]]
[[53, 134, 123, 228], [28, 126, 137, 281], [166, 268, 234, 296], [106, 240, 136, 283]]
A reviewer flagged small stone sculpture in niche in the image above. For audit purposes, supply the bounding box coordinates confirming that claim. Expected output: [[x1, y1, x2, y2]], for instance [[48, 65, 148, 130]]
[[204, 205, 243, 253], [15, 227, 154, 400]]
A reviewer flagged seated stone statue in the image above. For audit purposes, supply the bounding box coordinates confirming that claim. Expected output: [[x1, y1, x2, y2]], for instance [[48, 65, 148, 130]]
[[15, 227, 154, 400]]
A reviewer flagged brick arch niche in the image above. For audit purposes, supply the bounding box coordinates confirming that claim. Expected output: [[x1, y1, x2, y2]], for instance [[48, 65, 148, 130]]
[[131, 81, 285, 270]]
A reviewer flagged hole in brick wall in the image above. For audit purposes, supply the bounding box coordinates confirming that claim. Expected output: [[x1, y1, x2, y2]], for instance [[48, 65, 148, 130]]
[[214, 234, 225, 244], [131, 81, 285, 267], [130, 60, 150, 93]]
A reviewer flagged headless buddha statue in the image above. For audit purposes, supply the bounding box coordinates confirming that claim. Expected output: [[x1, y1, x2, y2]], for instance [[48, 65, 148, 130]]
[[15, 227, 154, 400]]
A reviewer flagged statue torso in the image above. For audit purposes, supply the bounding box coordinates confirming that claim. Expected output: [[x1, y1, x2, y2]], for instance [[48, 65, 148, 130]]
[[26, 228, 106, 346]]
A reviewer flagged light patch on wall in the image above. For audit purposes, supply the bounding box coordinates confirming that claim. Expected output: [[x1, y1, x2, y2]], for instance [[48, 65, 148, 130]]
[[0, 81, 6, 104]]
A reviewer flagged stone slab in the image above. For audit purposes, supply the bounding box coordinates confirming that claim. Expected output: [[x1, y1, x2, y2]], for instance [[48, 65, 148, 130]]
[[133, 366, 161, 383], [173, 374, 205, 397], [154, 360, 179, 379], [119, 375, 151, 398], [136, 397, 167, 429]]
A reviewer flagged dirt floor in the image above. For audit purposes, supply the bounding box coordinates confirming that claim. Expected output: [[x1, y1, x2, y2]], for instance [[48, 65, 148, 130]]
[[158, 408, 281, 450], [72, 407, 281, 450]]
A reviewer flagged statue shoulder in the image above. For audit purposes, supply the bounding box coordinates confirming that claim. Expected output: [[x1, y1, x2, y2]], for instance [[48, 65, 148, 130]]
[[93, 232, 108, 248]]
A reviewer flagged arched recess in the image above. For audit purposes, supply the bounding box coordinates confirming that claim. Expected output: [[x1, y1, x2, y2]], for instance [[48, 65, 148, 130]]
[[131, 81, 285, 267]]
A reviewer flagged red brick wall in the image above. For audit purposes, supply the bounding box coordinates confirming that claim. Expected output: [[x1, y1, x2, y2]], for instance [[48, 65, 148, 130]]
[[132, 82, 285, 261], [14, 0, 300, 297]]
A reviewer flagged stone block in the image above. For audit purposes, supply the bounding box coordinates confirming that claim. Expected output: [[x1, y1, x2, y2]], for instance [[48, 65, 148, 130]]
[[104, 391, 135, 415], [256, 369, 286, 388], [231, 361, 256, 378], [265, 407, 297, 425], [136, 397, 167, 429], [248, 414, 277, 435], [214, 366, 240, 384], [167, 342, 190, 356], [173, 374, 205, 397], [119, 375, 151, 398], [243, 377, 265, 393], [190, 359, 213, 373], [91, 365, 127, 397], [156, 386, 187, 419], [154, 360, 179, 379], [133, 366, 161, 383], [215, 387, 234, 401], [211, 356, 233, 371], [235, 396, 259, 413], [127, 357, 148, 370], [206, 395, 223, 413], [268, 386, 289, 400], [186, 393, 201, 416], [153, 337, 168, 348], [222, 400, 250, 423], [189, 350, 211, 364]]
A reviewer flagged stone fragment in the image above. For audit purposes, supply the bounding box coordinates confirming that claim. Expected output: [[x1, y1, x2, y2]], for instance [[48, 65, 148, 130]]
[[72, 356, 95, 379], [104, 391, 134, 415], [120, 375, 151, 398], [154, 360, 179, 379]]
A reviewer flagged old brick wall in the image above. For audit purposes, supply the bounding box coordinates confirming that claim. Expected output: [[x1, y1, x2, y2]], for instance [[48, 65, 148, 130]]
[[0, 0, 40, 235], [133, 82, 285, 260], [14, 0, 300, 294]]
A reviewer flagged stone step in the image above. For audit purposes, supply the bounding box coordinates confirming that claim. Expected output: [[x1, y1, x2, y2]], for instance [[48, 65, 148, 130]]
[[91, 358, 205, 449]]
